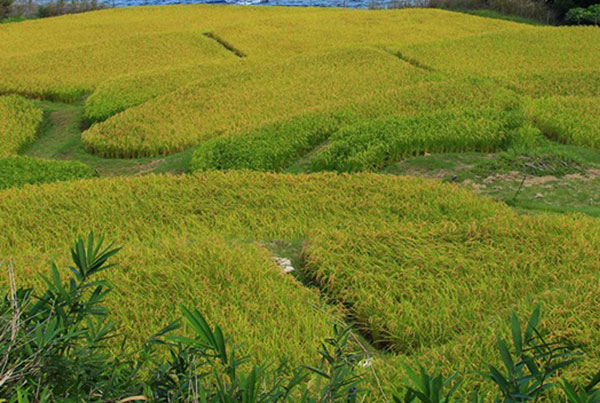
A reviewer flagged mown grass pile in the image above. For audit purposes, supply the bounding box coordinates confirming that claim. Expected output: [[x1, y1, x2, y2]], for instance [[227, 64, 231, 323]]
[[1, 172, 600, 396]]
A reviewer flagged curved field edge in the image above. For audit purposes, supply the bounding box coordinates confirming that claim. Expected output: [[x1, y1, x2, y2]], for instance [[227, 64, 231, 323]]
[[0, 95, 97, 188], [1, 171, 599, 395]]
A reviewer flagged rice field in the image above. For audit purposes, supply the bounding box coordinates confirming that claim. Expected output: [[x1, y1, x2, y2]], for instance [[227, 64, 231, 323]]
[[0, 94, 96, 187], [1, 5, 600, 400], [0, 94, 43, 157]]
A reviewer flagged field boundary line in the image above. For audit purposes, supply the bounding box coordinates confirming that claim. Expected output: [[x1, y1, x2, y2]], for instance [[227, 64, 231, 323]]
[[385, 49, 436, 72], [203, 32, 246, 58]]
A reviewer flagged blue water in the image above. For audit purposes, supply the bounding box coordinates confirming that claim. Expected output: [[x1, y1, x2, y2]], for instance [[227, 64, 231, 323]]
[[106, 0, 421, 10]]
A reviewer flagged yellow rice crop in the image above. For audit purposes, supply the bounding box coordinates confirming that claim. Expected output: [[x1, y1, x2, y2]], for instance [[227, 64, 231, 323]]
[[395, 27, 600, 97], [2, 7, 600, 396], [0, 32, 236, 101], [1, 172, 599, 395], [3, 6, 596, 158], [81, 48, 437, 157], [0, 94, 43, 157]]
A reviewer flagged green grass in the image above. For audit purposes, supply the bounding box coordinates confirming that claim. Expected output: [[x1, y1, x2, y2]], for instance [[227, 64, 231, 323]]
[[24, 100, 193, 176], [0, 16, 28, 24], [387, 142, 600, 218]]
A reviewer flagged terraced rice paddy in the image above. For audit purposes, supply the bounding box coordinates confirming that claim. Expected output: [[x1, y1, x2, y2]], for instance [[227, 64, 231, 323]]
[[1, 5, 600, 400]]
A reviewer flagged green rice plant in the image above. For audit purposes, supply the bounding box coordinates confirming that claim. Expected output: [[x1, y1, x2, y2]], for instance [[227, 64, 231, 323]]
[[191, 113, 350, 172], [526, 96, 600, 149], [310, 107, 524, 172], [0, 156, 97, 189], [0, 95, 43, 158]]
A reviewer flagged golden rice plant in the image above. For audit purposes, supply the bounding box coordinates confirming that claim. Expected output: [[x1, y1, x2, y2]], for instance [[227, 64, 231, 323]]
[[81, 47, 436, 157], [395, 26, 600, 97], [0, 94, 43, 157], [84, 59, 249, 122], [0, 5, 525, 103], [0, 32, 235, 102], [1, 172, 599, 395]]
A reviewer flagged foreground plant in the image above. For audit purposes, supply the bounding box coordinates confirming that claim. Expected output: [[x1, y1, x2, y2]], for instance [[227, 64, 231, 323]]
[[397, 306, 600, 402], [0, 233, 137, 401], [1, 233, 365, 402]]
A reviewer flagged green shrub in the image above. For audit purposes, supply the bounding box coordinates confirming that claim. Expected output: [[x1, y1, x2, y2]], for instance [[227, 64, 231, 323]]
[[397, 306, 600, 402], [566, 7, 590, 23], [1, 233, 365, 402], [566, 4, 600, 25], [0, 233, 138, 401], [0, 0, 14, 20], [583, 4, 600, 24], [0, 156, 97, 189]]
